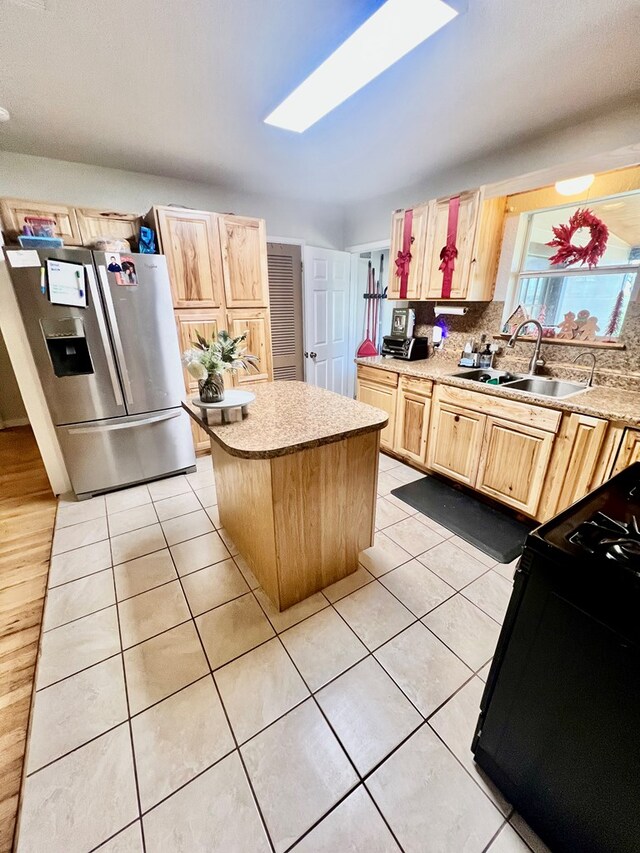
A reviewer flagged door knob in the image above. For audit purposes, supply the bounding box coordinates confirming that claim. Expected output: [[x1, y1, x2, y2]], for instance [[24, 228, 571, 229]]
[[310, 352, 317, 359], [304, 351, 309, 358]]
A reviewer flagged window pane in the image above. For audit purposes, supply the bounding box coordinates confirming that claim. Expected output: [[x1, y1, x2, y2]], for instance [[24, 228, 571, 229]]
[[514, 271, 636, 340], [523, 193, 640, 271]]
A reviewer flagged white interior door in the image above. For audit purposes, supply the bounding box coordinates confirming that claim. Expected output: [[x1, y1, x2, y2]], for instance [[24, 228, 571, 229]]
[[303, 246, 351, 395]]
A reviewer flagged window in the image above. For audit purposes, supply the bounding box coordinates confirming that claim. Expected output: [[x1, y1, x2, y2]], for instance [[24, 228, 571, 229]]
[[507, 193, 640, 341]]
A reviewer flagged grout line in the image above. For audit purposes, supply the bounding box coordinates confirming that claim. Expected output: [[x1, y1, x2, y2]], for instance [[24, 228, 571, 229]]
[[153, 508, 277, 853], [106, 531, 148, 853], [88, 818, 142, 852]]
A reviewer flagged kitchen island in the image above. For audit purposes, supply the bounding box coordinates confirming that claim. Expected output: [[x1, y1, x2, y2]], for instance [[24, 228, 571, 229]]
[[183, 381, 388, 610]]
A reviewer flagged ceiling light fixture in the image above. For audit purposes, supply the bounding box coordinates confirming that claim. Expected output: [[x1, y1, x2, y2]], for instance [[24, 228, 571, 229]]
[[264, 0, 458, 132], [0, 107, 10, 123], [555, 174, 595, 196]]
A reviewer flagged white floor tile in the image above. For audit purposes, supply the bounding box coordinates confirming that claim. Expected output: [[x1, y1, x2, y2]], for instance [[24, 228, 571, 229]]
[[18, 725, 138, 853], [113, 549, 177, 601], [317, 657, 422, 775], [55, 495, 105, 529], [161, 508, 214, 545], [334, 582, 414, 651], [241, 700, 358, 853], [359, 532, 413, 578], [255, 587, 329, 633], [462, 570, 512, 624], [367, 725, 503, 852], [384, 516, 444, 558], [375, 622, 472, 717], [51, 516, 108, 555], [27, 657, 127, 773], [379, 559, 455, 618], [181, 558, 249, 616], [375, 496, 409, 530], [118, 580, 190, 648], [281, 607, 367, 691], [194, 484, 217, 507], [510, 813, 553, 853], [196, 593, 275, 669], [429, 677, 511, 814], [170, 530, 230, 576], [153, 490, 201, 521], [323, 565, 374, 603], [105, 484, 151, 515], [417, 538, 489, 590], [110, 523, 166, 566], [107, 503, 158, 538], [96, 822, 144, 852], [48, 540, 112, 588], [215, 638, 309, 743], [143, 752, 270, 852], [43, 569, 115, 631], [423, 593, 501, 670], [132, 676, 234, 811], [488, 824, 533, 852], [147, 475, 192, 501]]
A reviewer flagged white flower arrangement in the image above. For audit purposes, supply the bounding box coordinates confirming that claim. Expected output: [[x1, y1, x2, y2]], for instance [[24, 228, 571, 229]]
[[181, 330, 259, 379]]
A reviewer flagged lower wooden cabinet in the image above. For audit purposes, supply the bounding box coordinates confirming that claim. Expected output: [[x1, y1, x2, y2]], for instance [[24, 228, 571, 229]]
[[356, 379, 397, 450], [612, 427, 640, 475], [227, 308, 273, 384], [427, 401, 485, 486], [476, 417, 555, 515], [394, 378, 432, 464]]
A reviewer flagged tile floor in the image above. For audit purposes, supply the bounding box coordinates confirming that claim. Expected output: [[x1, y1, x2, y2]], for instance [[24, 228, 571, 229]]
[[16, 453, 552, 853]]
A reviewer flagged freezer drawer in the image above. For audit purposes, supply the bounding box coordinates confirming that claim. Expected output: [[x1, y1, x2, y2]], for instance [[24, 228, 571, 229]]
[[57, 408, 196, 498]]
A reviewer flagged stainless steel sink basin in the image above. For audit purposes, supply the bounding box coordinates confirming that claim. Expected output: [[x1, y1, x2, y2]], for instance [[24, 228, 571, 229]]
[[503, 377, 586, 398], [452, 369, 522, 385]]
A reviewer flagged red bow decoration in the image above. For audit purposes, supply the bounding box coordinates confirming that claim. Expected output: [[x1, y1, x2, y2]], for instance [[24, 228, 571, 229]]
[[395, 248, 412, 281], [438, 243, 458, 273]]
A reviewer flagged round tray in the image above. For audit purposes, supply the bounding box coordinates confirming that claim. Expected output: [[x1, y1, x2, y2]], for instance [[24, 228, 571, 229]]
[[191, 390, 256, 423]]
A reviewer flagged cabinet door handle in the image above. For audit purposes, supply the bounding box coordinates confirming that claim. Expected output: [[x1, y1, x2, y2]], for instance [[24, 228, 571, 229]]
[[454, 415, 460, 423]]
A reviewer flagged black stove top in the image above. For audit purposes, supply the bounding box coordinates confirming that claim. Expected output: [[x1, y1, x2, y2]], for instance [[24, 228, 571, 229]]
[[535, 463, 640, 575]]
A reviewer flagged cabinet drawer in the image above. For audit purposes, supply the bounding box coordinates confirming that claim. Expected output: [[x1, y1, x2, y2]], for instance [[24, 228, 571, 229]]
[[399, 375, 433, 397], [438, 383, 561, 433], [356, 365, 398, 387]]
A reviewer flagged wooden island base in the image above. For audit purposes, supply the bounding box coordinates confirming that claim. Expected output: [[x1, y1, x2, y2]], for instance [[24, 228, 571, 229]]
[[211, 431, 379, 610]]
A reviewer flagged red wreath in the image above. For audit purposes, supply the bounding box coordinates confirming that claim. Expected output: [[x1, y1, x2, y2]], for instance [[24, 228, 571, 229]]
[[546, 207, 609, 268]]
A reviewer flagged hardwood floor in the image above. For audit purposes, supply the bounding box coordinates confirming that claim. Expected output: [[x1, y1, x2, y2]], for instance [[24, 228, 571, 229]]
[[0, 426, 56, 853]]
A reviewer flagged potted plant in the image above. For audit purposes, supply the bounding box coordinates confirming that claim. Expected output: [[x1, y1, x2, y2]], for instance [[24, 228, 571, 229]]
[[182, 330, 259, 403]]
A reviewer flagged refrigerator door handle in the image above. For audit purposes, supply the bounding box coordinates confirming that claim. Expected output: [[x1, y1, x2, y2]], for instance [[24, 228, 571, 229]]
[[85, 264, 124, 407], [67, 410, 181, 434], [98, 265, 134, 406]]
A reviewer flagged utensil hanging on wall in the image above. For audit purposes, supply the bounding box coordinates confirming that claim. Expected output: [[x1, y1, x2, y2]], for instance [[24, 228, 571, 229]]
[[356, 260, 378, 357]]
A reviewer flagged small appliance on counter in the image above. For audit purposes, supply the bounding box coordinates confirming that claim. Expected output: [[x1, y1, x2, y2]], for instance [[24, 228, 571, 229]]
[[472, 463, 640, 853], [381, 307, 429, 360]]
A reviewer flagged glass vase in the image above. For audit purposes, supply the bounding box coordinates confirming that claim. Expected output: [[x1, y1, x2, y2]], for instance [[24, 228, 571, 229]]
[[198, 371, 225, 403]]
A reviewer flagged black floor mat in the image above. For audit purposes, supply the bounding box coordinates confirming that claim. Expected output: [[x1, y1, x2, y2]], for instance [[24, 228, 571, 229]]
[[391, 475, 536, 564]]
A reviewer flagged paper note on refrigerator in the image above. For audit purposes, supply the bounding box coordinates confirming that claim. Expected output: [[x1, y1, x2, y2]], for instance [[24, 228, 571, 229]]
[[47, 259, 87, 308]]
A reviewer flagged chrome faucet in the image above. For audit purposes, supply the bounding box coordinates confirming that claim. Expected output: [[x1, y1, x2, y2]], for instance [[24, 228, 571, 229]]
[[507, 319, 545, 375], [572, 351, 597, 387]]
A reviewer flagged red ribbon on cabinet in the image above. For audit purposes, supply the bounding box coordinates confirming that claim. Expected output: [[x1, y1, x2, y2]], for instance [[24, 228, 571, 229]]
[[438, 195, 460, 298], [395, 208, 413, 299]]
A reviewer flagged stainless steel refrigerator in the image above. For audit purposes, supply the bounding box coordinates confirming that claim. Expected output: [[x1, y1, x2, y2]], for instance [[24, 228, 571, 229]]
[[4, 247, 195, 498]]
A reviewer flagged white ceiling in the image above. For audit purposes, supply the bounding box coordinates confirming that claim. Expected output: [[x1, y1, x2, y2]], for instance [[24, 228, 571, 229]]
[[0, 0, 639, 204]]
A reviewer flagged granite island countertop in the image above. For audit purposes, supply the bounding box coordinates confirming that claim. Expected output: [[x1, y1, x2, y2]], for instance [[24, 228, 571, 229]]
[[356, 356, 640, 427], [183, 380, 389, 459]]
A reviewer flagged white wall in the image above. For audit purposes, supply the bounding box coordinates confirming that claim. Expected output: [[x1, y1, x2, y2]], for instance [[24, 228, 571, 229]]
[[343, 102, 640, 246], [0, 151, 345, 249]]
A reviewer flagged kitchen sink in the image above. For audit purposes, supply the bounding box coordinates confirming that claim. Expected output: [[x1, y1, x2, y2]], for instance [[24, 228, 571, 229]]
[[502, 377, 586, 398], [452, 369, 522, 385]]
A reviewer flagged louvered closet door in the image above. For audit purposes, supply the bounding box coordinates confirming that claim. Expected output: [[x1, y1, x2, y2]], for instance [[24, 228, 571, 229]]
[[266, 243, 304, 381]]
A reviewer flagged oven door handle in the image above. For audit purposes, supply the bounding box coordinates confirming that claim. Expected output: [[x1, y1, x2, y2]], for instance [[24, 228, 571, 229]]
[[67, 410, 181, 434]]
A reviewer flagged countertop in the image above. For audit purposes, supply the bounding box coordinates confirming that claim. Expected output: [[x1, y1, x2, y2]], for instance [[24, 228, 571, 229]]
[[356, 356, 640, 427], [183, 380, 389, 459]]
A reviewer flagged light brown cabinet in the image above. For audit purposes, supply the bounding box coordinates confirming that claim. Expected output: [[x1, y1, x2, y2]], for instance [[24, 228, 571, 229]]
[[219, 215, 270, 308], [356, 366, 397, 451], [0, 198, 81, 244], [386, 191, 506, 302], [428, 400, 485, 486], [393, 377, 433, 464], [76, 208, 141, 247], [612, 428, 640, 474], [423, 190, 481, 300], [153, 207, 225, 308], [387, 203, 430, 300], [227, 309, 273, 384], [476, 417, 555, 515]]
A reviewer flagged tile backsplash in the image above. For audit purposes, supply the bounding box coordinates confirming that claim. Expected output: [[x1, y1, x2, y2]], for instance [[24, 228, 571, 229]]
[[411, 300, 640, 391]]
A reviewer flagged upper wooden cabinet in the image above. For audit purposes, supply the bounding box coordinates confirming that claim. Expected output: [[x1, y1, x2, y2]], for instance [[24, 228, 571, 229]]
[[227, 308, 273, 384], [218, 215, 270, 308], [153, 206, 225, 308], [387, 203, 430, 300], [387, 191, 506, 302], [0, 198, 82, 244], [76, 208, 141, 247]]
